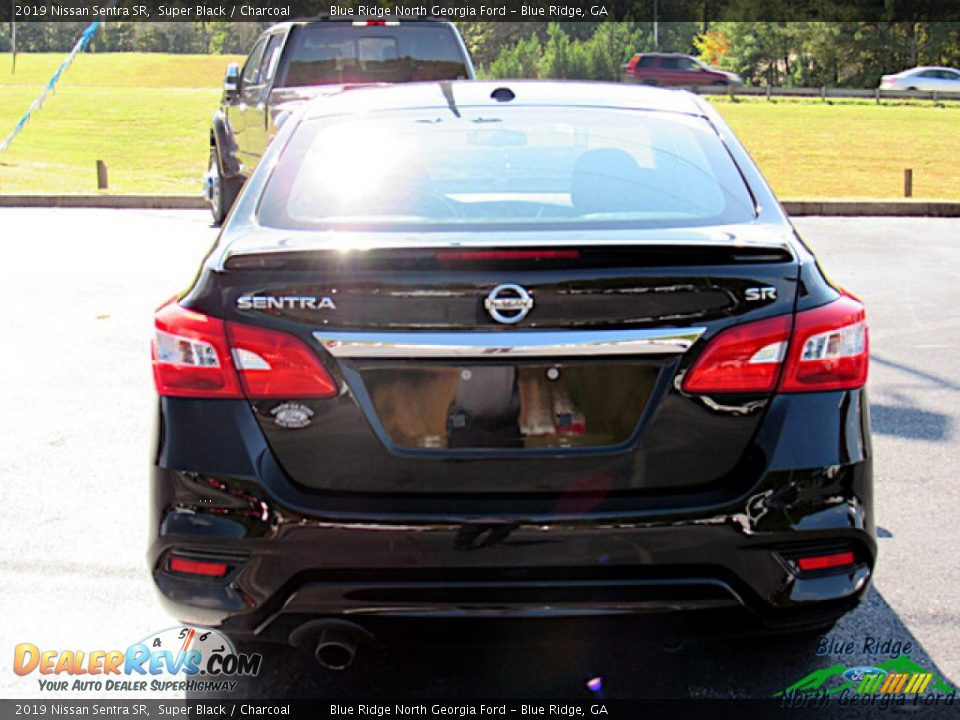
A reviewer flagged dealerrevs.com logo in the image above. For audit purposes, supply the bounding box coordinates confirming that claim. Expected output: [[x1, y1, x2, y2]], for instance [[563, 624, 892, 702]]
[[13, 626, 262, 693]]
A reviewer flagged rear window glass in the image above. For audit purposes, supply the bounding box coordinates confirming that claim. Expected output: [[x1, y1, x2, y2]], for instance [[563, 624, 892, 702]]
[[258, 106, 756, 231], [277, 24, 470, 86]]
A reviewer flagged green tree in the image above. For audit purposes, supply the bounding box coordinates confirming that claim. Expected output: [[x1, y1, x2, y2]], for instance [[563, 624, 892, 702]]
[[483, 33, 542, 79], [582, 22, 651, 80], [538, 23, 589, 79], [456, 22, 539, 68]]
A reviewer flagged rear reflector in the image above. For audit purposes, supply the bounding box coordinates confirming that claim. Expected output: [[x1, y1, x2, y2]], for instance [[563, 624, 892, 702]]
[[152, 300, 337, 400], [169, 557, 228, 577], [682, 294, 868, 395], [796, 551, 856, 572]]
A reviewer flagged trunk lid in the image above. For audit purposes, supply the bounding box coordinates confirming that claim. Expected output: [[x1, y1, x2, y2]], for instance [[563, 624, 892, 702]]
[[214, 228, 799, 495]]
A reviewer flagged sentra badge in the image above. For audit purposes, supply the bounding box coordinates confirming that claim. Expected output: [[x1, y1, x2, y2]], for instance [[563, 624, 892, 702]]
[[237, 295, 336, 311]]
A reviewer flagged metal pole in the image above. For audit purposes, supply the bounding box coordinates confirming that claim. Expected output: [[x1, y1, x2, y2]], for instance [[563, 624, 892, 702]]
[[653, 0, 659, 50], [11, 2, 16, 75]]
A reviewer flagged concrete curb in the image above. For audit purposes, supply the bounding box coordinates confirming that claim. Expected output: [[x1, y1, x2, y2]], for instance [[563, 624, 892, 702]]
[[784, 200, 960, 217], [0, 195, 207, 209], [1, 195, 959, 217]]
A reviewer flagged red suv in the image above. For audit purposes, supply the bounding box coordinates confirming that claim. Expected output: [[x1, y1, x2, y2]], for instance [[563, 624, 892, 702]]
[[623, 53, 742, 87]]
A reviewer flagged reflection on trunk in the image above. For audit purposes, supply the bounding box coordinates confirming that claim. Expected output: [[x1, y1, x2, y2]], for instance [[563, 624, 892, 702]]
[[363, 363, 658, 450]]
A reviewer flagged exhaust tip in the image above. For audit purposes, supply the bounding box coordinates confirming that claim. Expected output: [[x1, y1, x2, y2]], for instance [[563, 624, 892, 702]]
[[290, 620, 375, 672], [314, 633, 357, 671]]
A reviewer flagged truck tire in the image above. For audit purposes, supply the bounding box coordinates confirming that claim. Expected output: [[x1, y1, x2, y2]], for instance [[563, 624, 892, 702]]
[[207, 148, 241, 226]]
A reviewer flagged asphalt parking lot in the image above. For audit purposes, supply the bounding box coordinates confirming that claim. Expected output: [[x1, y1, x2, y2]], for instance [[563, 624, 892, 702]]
[[1, 209, 957, 702]]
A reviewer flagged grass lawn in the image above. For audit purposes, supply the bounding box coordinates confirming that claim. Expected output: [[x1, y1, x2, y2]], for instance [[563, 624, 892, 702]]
[[0, 53, 242, 195], [1, 52, 958, 199], [708, 96, 960, 201]]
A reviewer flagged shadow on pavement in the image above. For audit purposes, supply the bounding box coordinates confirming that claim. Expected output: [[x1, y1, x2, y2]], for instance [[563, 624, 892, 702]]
[[188, 588, 955, 702], [872, 355, 960, 394], [870, 404, 951, 441]]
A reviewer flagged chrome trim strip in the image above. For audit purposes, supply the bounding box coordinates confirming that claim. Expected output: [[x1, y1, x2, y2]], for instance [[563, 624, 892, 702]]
[[314, 328, 706, 359]]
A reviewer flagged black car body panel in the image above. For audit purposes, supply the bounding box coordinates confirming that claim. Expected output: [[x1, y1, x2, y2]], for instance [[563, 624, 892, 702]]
[[151, 387, 873, 635], [203, 237, 801, 494], [155, 82, 875, 643]]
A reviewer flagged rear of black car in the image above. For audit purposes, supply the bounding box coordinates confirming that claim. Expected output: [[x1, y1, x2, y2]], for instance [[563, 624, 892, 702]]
[[154, 83, 874, 647]]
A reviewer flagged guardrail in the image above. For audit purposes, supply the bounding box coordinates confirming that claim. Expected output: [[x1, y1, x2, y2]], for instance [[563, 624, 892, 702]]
[[624, 80, 960, 103]]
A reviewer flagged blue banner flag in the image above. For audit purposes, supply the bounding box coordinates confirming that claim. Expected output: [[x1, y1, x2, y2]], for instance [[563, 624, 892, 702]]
[[0, 20, 101, 153]]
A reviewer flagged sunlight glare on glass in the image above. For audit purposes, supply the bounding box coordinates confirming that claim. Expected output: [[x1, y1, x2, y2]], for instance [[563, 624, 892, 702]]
[[306, 123, 413, 204]]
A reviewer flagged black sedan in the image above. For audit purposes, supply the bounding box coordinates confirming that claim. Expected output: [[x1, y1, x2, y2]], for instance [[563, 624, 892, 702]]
[[150, 81, 874, 670]]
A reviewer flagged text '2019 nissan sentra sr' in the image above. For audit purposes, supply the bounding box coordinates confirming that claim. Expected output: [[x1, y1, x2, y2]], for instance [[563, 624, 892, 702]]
[[150, 81, 874, 666]]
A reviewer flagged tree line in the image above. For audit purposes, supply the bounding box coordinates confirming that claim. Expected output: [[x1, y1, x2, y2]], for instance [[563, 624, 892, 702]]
[[2, 21, 960, 87], [463, 21, 960, 87]]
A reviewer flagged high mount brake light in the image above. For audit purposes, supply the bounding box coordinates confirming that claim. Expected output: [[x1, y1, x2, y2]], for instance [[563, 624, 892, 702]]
[[152, 301, 337, 400], [682, 294, 868, 395], [436, 250, 581, 262]]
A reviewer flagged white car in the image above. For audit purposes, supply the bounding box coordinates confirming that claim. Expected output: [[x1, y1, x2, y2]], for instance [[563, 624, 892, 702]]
[[879, 66, 960, 92]]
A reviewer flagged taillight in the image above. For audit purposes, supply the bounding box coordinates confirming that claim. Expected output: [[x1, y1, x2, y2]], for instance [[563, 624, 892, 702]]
[[226, 321, 337, 399], [152, 300, 242, 398], [681, 315, 791, 393], [780, 294, 868, 392], [682, 294, 868, 395], [152, 301, 337, 400]]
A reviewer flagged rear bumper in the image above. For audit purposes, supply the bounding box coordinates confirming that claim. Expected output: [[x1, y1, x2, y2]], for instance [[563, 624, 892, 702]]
[[151, 503, 873, 641], [149, 389, 875, 641], [154, 526, 873, 641]]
